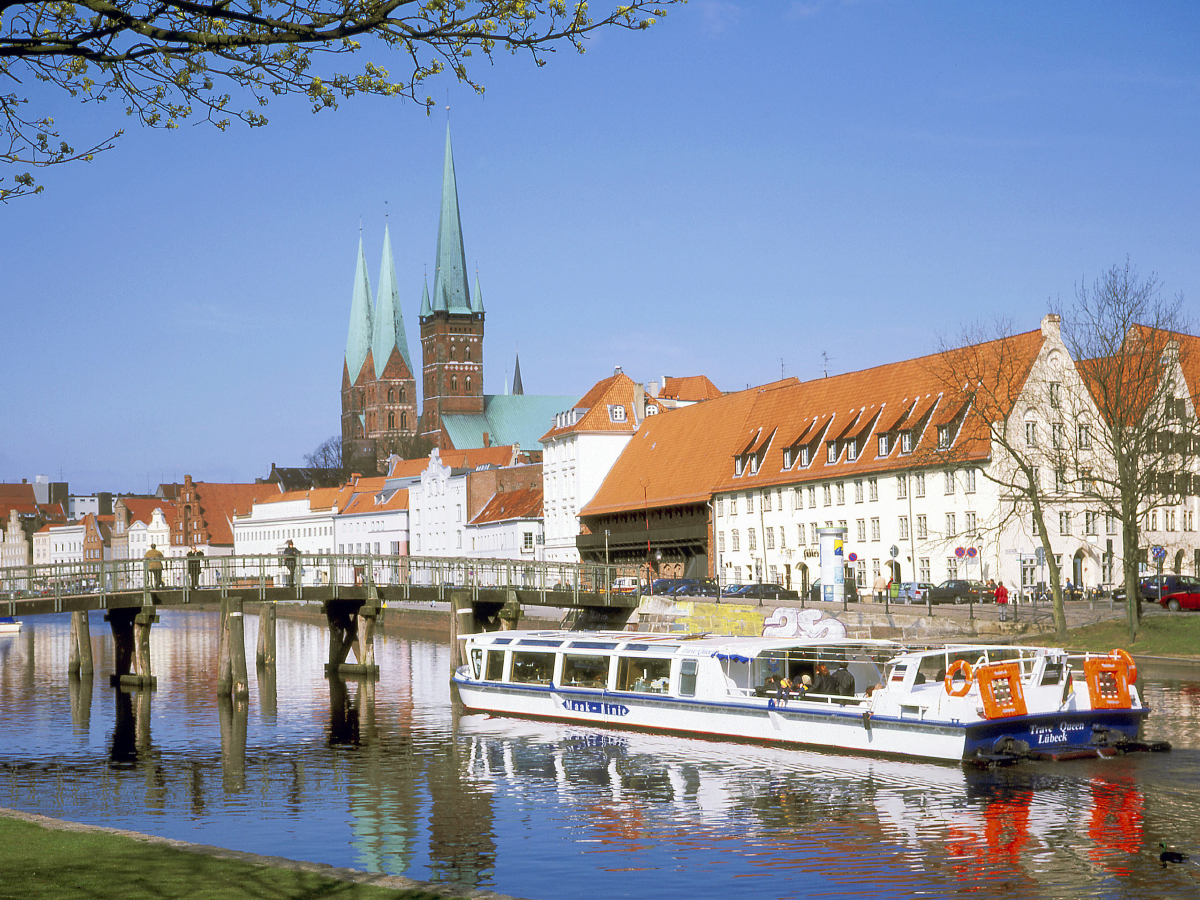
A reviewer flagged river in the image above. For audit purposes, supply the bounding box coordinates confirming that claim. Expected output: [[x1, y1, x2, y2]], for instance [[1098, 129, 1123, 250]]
[[0, 610, 1197, 899]]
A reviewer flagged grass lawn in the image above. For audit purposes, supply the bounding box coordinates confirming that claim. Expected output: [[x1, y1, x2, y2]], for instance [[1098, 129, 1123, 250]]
[[0, 812, 470, 900], [1026, 611, 1200, 658]]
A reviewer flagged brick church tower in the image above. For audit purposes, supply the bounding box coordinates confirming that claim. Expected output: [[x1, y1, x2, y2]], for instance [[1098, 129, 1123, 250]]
[[340, 224, 419, 472], [418, 126, 485, 447]]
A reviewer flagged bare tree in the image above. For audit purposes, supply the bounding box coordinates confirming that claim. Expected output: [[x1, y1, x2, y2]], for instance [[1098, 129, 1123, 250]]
[[1052, 261, 1199, 641], [2, 1, 678, 200], [304, 434, 343, 470], [930, 320, 1071, 639]]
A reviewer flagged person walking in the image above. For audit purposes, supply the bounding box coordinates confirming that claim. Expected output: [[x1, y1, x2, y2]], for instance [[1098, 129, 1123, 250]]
[[186, 547, 204, 589], [995, 580, 1009, 622], [144, 543, 164, 589], [873, 573, 888, 604], [282, 540, 299, 587]]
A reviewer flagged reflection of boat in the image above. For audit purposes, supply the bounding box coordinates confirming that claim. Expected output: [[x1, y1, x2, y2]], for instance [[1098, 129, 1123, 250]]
[[0, 617, 21, 634], [454, 631, 1161, 764]]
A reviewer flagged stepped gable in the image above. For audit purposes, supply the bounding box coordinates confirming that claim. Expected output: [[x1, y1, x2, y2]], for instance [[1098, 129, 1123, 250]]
[[660, 375, 722, 403], [470, 487, 543, 525]]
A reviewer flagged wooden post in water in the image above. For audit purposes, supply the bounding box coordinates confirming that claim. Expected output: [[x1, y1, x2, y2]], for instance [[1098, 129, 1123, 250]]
[[256, 601, 277, 667], [68, 610, 93, 676], [450, 590, 475, 671], [227, 596, 249, 699], [323, 600, 357, 676], [105, 606, 157, 689], [131, 606, 158, 688], [216, 597, 232, 695]]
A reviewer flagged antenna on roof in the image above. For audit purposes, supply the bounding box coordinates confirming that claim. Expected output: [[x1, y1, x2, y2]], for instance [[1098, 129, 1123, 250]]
[[781, 358, 785, 379], [822, 351, 832, 378]]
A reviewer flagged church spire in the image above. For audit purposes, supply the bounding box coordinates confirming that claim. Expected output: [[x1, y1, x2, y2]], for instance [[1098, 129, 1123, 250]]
[[345, 235, 374, 381], [419, 276, 432, 317], [512, 349, 524, 395], [472, 272, 485, 314], [432, 124, 472, 314], [372, 224, 414, 377]]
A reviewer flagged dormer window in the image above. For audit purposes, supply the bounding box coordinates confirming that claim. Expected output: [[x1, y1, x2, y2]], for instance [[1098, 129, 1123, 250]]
[[847, 440, 857, 462], [645, 405, 658, 415], [827, 442, 837, 463], [878, 434, 889, 456], [748, 455, 758, 475], [938, 425, 951, 449], [734, 456, 744, 476], [900, 431, 912, 454], [801, 446, 810, 467], [609, 405, 627, 423], [783, 448, 793, 469]]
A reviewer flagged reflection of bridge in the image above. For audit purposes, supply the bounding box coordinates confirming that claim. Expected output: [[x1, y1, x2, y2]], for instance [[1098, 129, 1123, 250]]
[[0, 553, 638, 694]]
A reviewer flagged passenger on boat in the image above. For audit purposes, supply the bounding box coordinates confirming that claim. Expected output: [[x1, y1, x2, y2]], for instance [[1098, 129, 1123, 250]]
[[798, 674, 812, 697], [831, 662, 855, 697], [779, 676, 792, 707], [764, 674, 779, 698], [812, 664, 833, 694]]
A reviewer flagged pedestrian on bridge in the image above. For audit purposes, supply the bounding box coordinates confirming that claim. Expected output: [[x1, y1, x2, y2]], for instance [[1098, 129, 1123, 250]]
[[145, 543, 164, 589], [186, 548, 204, 589], [282, 540, 299, 587]]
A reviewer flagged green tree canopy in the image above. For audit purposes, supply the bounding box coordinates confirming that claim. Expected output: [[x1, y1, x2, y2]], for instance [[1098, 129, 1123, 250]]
[[1, 0, 676, 200]]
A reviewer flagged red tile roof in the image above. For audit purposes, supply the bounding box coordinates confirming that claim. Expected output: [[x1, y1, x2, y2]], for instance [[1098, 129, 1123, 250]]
[[582, 331, 1047, 517], [539, 373, 667, 442], [341, 487, 410, 516], [195, 482, 283, 545], [469, 488, 543, 525], [0, 483, 39, 519], [387, 446, 528, 478], [118, 497, 177, 527], [660, 375, 722, 402]]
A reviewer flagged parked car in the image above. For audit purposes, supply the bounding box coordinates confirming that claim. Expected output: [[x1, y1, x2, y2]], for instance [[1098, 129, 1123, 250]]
[[611, 576, 641, 594], [650, 578, 687, 595], [896, 581, 935, 604], [735, 583, 799, 602], [925, 579, 992, 605], [807, 579, 860, 603], [1139, 575, 1200, 602], [677, 582, 721, 598], [721, 583, 746, 597], [1160, 589, 1200, 612]]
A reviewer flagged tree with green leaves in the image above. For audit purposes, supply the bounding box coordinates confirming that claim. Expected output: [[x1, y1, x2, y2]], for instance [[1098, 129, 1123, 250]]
[[1, 0, 677, 200]]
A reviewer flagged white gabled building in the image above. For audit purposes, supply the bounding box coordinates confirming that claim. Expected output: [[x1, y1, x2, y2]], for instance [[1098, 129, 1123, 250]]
[[466, 487, 543, 560], [539, 370, 671, 565]]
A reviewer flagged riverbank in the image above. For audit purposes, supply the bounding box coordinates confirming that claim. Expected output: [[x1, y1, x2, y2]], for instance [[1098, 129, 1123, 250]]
[[0, 806, 521, 900]]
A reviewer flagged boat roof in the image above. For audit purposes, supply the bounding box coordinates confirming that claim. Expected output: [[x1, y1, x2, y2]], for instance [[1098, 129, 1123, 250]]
[[463, 629, 902, 657]]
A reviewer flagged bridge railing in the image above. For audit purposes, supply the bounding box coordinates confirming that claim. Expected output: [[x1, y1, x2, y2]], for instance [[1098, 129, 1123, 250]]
[[0, 553, 643, 610]]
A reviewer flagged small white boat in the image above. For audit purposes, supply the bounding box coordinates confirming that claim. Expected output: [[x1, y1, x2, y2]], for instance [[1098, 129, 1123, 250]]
[[453, 630, 1163, 765], [0, 617, 21, 634]]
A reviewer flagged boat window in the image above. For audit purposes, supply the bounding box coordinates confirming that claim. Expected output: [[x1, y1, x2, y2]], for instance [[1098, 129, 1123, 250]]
[[510, 651, 555, 685], [679, 659, 698, 697], [624, 644, 651, 652], [519, 639, 563, 647], [562, 654, 610, 689], [485, 650, 506, 681], [1040, 660, 1064, 686], [470, 648, 483, 679], [570, 641, 617, 650], [917, 654, 947, 685], [492, 638, 513, 645], [616, 657, 672, 694]]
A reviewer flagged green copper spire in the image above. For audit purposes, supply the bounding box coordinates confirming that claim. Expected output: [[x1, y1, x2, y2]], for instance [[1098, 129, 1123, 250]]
[[432, 125, 472, 314], [345, 235, 374, 381], [419, 277, 431, 317], [373, 224, 414, 378], [472, 272, 485, 314]]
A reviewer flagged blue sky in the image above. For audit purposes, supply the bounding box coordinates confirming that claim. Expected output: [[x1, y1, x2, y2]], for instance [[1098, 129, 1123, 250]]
[[3, 1, 1199, 494]]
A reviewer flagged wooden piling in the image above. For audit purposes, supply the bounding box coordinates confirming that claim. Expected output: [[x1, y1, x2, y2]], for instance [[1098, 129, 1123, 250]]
[[216, 597, 232, 695], [256, 601, 277, 667], [228, 596, 249, 699], [68, 610, 93, 676]]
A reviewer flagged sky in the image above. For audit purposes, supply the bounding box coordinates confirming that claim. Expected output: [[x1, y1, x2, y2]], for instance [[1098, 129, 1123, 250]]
[[3, 1, 1199, 495]]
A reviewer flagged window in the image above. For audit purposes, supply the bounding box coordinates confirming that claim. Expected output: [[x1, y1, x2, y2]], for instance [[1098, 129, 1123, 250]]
[[679, 658, 698, 697], [801, 446, 810, 467], [1026, 421, 1038, 446], [617, 657, 672, 694], [797, 525, 806, 546], [718, 532, 726, 552], [964, 469, 977, 493], [827, 442, 837, 463], [465, 376, 472, 393], [732, 530, 740, 551], [899, 516, 909, 540], [807, 486, 817, 508], [919, 558, 931, 582], [778, 526, 786, 549], [1106, 513, 1118, 535], [510, 652, 555, 684], [868, 477, 878, 501], [1054, 468, 1066, 492], [1059, 512, 1071, 536], [823, 485, 832, 506], [856, 519, 867, 542], [901, 431, 913, 454], [748, 455, 758, 475], [763, 491, 772, 512], [947, 557, 958, 579], [717, 497, 724, 517], [1081, 467, 1094, 490], [855, 479, 864, 503], [562, 654, 609, 689], [870, 518, 881, 541], [847, 440, 857, 461], [1052, 422, 1064, 449], [897, 473, 908, 500], [783, 448, 793, 469], [734, 457, 744, 476], [1184, 510, 1195, 531], [609, 404, 627, 423], [765, 528, 774, 550], [748, 528, 757, 551], [914, 473, 926, 498], [1165, 509, 1177, 531], [746, 493, 755, 513], [836, 483, 846, 505], [523, 532, 534, 550], [878, 434, 889, 456], [387, 388, 394, 403], [965, 511, 976, 534], [1049, 381, 1062, 409], [729, 496, 738, 516], [810, 523, 819, 545], [938, 425, 951, 449], [944, 471, 955, 495], [1085, 511, 1098, 535], [945, 513, 956, 536]]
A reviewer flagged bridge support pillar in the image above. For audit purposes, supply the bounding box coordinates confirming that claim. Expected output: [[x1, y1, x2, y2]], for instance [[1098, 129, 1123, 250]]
[[68, 610, 94, 676], [105, 606, 158, 689], [256, 602, 277, 667], [217, 596, 249, 699], [498, 591, 522, 631], [324, 598, 379, 678]]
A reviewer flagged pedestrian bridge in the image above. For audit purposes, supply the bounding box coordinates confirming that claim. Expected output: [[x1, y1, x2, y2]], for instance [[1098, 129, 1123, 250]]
[[0, 553, 641, 695]]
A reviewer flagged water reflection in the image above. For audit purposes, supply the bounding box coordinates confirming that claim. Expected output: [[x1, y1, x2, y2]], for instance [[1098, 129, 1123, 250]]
[[0, 612, 1196, 899]]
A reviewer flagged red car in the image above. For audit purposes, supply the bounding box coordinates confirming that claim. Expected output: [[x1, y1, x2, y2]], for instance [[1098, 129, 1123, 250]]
[[1160, 590, 1200, 612]]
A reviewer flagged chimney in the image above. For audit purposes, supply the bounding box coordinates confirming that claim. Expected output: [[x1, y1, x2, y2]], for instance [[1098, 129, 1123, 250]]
[[614, 366, 623, 376], [482, 431, 491, 447]]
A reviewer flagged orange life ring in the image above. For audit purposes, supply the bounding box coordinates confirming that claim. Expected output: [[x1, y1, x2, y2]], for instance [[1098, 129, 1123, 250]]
[[1111, 648, 1137, 684], [944, 659, 974, 696]]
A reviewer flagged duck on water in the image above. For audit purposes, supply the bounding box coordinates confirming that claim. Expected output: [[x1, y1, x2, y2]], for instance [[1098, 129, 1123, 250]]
[[453, 629, 1170, 765]]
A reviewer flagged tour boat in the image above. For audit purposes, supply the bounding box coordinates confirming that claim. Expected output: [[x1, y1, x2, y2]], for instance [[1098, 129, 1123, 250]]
[[0, 617, 21, 635], [452, 630, 1163, 765]]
